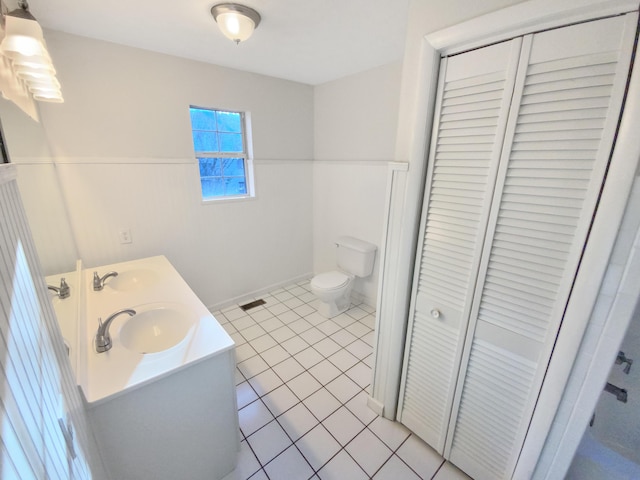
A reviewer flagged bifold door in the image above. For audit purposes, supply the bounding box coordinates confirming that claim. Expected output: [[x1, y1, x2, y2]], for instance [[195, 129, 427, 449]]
[[398, 12, 638, 480]]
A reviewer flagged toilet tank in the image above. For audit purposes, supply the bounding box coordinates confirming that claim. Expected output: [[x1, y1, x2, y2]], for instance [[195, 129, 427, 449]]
[[336, 236, 377, 277]]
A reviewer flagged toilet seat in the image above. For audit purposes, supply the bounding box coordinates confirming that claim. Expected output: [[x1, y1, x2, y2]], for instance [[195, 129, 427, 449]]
[[311, 271, 350, 291]]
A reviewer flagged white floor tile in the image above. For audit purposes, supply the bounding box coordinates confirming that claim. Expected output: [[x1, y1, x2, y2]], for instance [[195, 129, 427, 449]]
[[303, 388, 341, 421], [289, 317, 313, 334], [332, 313, 357, 328], [299, 291, 317, 303], [235, 343, 258, 363], [345, 321, 370, 338], [317, 450, 368, 480], [325, 374, 361, 404], [373, 455, 422, 480], [313, 337, 342, 358], [262, 385, 299, 417], [305, 311, 328, 326], [360, 315, 376, 329], [330, 329, 358, 347], [345, 428, 393, 476], [322, 407, 365, 446], [294, 346, 324, 369], [270, 325, 297, 343], [274, 291, 295, 302], [346, 307, 368, 320], [287, 285, 309, 297], [433, 462, 472, 480], [281, 336, 310, 355], [250, 308, 274, 323], [259, 317, 285, 333], [328, 349, 359, 372], [287, 372, 322, 400], [299, 327, 326, 345], [346, 339, 373, 359], [271, 357, 305, 382], [230, 331, 247, 346], [238, 355, 269, 379], [361, 330, 375, 347], [296, 424, 341, 471], [235, 368, 246, 386], [237, 381, 259, 409], [284, 297, 305, 309], [236, 440, 262, 479], [345, 391, 378, 426], [278, 309, 302, 324], [233, 315, 258, 331], [293, 304, 316, 317], [260, 345, 290, 367], [396, 434, 444, 479], [277, 403, 319, 441], [248, 369, 284, 397], [345, 362, 372, 388], [308, 359, 342, 385], [267, 303, 290, 316], [317, 320, 341, 336], [241, 324, 269, 342], [368, 416, 411, 451], [247, 470, 268, 480], [247, 420, 291, 465], [239, 400, 274, 436], [264, 445, 314, 480], [222, 322, 237, 334], [249, 334, 278, 353], [225, 307, 248, 320]]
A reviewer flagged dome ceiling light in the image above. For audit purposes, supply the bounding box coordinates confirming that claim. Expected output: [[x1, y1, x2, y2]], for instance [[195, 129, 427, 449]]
[[210, 3, 261, 45]]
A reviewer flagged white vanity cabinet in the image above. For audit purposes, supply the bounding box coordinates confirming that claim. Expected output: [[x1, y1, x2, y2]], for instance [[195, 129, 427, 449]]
[[398, 13, 638, 480]]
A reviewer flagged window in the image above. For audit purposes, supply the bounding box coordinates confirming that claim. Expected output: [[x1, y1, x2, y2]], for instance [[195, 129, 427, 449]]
[[189, 106, 253, 200]]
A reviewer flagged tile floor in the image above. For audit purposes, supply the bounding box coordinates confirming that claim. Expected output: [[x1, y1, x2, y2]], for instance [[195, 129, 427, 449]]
[[214, 280, 471, 480]]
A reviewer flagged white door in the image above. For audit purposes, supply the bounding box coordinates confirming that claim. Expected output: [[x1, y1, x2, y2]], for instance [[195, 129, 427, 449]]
[[398, 12, 638, 480]]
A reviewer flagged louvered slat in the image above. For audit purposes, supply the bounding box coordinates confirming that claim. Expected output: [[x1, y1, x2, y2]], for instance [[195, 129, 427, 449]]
[[450, 339, 536, 478]]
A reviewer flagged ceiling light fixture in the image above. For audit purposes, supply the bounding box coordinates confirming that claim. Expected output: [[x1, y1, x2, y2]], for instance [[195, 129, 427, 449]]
[[210, 3, 261, 45]]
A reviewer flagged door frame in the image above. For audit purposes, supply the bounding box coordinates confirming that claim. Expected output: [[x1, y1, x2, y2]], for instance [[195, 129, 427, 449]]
[[391, 0, 640, 478]]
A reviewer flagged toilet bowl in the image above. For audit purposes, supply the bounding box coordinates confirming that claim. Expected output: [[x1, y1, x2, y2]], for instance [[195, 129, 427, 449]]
[[311, 236, 377, 319], [310, 270, 354, 318]]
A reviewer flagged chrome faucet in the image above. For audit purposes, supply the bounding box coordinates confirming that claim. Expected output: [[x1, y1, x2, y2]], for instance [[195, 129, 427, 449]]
[[93, 271, 118, 291], [48, 277, 70, 299], [95, 308, 136, 353]]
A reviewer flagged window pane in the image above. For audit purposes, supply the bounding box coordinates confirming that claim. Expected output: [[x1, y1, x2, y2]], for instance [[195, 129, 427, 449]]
[[222, 158, 245, 176], [198, 158, 222, 176], [201, 178, 225, 198], [225, 177, 247, 195], [190, 108, 217, 131], [219, 133, 243, 152], [193, 131, 219, 152], [216, 111, 242, 133]]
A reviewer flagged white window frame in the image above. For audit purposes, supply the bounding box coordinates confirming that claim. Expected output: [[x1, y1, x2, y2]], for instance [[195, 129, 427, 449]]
[[190, 106, 255, 203]]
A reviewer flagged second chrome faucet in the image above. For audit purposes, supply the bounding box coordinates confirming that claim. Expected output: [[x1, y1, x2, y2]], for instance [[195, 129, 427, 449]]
[[93, 271, 118, 291]]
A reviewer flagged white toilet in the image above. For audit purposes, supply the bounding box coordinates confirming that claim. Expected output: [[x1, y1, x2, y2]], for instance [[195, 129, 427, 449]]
[[310, 236, 377, 318]]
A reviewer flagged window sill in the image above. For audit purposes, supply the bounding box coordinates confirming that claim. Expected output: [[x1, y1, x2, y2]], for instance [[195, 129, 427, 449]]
[[200, 194, 256, 205]]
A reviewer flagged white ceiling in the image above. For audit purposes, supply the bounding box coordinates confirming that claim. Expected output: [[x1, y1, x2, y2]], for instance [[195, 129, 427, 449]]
[[19, 0, 410, 85]]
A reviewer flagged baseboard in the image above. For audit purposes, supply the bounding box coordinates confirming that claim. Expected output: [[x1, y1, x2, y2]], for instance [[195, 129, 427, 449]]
[[207, 273, 314, 312], [367, 395, 385, 417]]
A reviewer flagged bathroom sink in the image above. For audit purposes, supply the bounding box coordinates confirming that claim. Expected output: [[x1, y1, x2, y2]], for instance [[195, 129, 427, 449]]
[[119, 305, 195, 354], [107, 269, 160, 292]]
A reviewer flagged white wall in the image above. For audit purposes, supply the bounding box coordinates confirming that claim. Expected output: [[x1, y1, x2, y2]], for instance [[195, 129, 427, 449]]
[[3, 30, 314, 308], [313, 62, 402, 304]]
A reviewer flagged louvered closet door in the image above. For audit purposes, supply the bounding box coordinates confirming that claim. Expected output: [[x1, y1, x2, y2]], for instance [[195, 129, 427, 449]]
[[397, 38, 523, 453], [445, 14, 638, 480]]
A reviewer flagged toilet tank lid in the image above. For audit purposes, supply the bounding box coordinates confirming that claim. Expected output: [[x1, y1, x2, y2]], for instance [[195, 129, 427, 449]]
[[335, 236, 377, 253]]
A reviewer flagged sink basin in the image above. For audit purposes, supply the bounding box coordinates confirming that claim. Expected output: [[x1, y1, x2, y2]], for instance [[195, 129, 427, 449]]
[[106, 269, 160, 292], [119, 305, 195, 354]]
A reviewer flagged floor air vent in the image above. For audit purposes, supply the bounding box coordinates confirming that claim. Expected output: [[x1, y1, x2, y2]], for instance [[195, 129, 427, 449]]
[[239, 299, 266, 311]]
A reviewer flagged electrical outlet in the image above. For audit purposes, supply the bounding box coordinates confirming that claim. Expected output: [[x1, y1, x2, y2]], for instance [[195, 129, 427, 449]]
[[119, 229, 132, 244]]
